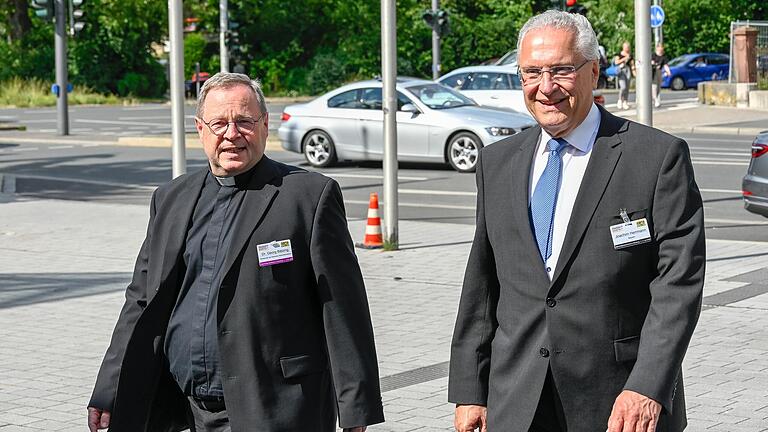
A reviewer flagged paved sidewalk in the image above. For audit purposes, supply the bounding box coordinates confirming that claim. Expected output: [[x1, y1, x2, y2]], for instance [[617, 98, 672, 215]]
[[0, 194, 767, 431]]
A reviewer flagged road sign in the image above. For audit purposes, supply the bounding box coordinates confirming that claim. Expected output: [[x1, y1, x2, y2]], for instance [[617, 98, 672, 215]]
[[650, 5, 665, 28]]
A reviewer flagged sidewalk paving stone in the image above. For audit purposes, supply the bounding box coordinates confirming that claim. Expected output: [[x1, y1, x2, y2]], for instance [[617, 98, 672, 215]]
[[1, 195, 767, 431]]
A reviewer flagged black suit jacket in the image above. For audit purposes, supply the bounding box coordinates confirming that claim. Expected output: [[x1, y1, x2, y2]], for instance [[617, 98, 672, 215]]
[[90, 157, 384, 432], [448, 106, 705, 432]]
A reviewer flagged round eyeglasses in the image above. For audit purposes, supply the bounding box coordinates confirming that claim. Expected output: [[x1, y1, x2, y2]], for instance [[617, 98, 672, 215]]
[[517, 59, 591, 85], [198, 112, 266, 137]]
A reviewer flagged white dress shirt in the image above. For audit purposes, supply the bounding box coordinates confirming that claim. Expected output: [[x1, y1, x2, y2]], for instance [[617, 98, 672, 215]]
[[529, 103, 601, 280]]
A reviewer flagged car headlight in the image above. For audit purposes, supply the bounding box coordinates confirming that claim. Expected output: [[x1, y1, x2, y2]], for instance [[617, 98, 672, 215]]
[[486, 126, 518, 136]]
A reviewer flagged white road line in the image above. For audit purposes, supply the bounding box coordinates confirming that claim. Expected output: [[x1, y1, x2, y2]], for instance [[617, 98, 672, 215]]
[[324, 173, 429, 181], [699, 188, 741, 194], [19, 119, 57, 123], [8, 174, 156, 190], [664, 103, 700, 111], [691, 151, 749, 157], [75, 118, 170, 127], [23, 110, 57, 114], [10, 147, 37, 152], [81, 143, 101, 147], [706, 218, 768, 226], [398, 188, 476, 196], [49, 145, 74, 150], [118, 116, 171, 120], [122, 106, 171, 111], [345, 199, 475, 211], [692, 160, 749, 166]]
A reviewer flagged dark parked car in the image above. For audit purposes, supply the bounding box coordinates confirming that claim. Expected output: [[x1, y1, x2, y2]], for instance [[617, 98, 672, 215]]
[[743, 131, 768, 217], [661, 53, 729, 90]]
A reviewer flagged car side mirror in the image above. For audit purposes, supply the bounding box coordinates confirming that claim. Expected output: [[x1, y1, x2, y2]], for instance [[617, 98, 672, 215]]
[[400, 103, 420, 114]]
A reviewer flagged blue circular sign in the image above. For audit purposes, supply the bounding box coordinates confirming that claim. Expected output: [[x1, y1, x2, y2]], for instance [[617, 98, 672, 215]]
[[650, 5, 665, 28]]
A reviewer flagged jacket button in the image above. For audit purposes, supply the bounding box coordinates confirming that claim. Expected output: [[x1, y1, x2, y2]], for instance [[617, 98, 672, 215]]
[[540, 348, 550, 358], [546, 298, 557, 308]]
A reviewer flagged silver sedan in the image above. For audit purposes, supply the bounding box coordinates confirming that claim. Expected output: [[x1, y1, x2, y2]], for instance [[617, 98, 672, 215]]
[[277, 78, 536, 172]]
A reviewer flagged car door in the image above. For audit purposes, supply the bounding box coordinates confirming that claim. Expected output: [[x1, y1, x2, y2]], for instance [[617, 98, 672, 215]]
[[357, 87, 431, 160], [489, 73, 527, 114], [461, 72, 524, 112], [687, 55, 712, 87], [324, 89, 366, 155], [395, 91, 431, 160]]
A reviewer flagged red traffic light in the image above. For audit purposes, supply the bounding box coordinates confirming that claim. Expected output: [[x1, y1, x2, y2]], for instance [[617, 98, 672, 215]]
[[566, 0, 577, 6]]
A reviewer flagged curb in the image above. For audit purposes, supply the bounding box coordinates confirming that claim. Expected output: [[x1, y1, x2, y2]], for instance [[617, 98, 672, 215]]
[[661, 126, 766, 137], [0, 133, 285, 151]]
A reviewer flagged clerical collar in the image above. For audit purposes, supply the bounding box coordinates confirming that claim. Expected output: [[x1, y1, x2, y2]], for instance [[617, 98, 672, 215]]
[[212, 161, 259, 189]]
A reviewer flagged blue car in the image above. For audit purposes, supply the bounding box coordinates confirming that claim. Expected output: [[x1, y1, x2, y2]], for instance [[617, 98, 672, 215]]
[[662, 53, 729, 90]]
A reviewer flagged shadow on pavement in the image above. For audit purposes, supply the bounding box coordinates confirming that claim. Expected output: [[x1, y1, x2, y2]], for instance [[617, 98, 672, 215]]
[[0, 272, 132, 309]]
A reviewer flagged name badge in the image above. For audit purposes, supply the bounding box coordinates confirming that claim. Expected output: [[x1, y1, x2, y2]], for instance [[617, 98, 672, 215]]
[[610, 218, 652, 249], [257, 239, 294, 267]]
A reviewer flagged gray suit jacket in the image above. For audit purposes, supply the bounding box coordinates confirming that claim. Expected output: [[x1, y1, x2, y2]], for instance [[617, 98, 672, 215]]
[[90, 157, 384, 432], [448, 106, 705, 432]]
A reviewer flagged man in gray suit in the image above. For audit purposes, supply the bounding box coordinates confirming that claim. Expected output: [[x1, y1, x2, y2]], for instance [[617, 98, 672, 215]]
[[87, 73, 384, 432], [449, 10, 704, 432]]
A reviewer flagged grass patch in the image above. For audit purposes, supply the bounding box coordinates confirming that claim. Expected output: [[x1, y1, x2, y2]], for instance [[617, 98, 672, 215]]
[[0, 77, 136, 108]]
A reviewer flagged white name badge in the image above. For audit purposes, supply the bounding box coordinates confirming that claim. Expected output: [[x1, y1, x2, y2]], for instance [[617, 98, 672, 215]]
[[610, 218, 652, 250], [257, 239, 294, 267]]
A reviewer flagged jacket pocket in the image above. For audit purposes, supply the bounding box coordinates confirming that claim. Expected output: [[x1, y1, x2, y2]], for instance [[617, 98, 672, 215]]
[[613, 335, 640, 362], [279, 354, 328, 379]]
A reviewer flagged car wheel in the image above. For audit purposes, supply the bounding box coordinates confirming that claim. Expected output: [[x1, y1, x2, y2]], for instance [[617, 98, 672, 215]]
[[446, 132, 483, 173], [302, 130, 337, 168], [671, 76, 685, 91]]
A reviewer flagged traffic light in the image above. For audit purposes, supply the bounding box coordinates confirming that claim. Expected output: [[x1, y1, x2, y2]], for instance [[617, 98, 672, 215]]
[[422, 10, 435, 27], [422, 9, 450, 37], [436, 9, 450, 36], [566, 0, 587, 15], [30, 0, 54, 22], [70, 0, 86, 34]]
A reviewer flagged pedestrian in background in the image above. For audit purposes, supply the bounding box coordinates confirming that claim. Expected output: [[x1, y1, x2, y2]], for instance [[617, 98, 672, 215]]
[[87, 72, 384, 432], [652, 43, 672, 108], [449, 10, 705, 432], [614, 41, 634, 110]]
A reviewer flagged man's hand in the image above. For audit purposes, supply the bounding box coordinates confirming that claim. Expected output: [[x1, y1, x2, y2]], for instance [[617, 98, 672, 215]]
[[607, 390, 661, 432], [343, 427, 366, 432], [454, 404, 487, 432], [87, 407, 111, 432]]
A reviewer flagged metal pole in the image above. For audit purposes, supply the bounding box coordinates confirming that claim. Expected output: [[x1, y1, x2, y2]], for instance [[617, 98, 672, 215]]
[[55, 0, 69, 136], [195, 62, 201, 96], [220, 0, 229, 73], [652, 0, 660, 47], [169, 0, 187, 178], [634, 0, 652, 126], [381, 0, 398, 249], [431, 0, 440, 79]]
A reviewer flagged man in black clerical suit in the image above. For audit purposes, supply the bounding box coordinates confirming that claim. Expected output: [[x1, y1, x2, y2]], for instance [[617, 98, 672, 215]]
[[88, 72, 384, 432]]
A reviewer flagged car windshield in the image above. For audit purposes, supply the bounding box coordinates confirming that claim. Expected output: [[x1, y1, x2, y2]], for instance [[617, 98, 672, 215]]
[[668, 56, 691, 67], [406, 84, 475, 109]]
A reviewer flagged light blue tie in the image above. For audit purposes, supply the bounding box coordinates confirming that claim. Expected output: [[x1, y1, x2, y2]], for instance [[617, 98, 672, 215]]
[[530, 138, 569, 262]]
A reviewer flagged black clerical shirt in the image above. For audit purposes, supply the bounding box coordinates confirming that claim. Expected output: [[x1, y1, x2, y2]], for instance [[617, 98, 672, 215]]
[[164, 166, 254, 400]]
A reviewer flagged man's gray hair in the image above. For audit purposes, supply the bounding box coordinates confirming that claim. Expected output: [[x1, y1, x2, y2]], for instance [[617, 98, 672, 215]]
[[196, 72, 268, 118], [516, 10, 600, 61]]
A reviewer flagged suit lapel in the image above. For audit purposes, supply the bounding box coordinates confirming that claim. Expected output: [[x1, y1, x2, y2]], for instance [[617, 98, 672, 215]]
[[148, 170, 207, 302], [550, 109, 625, 287], [220, 157, 281, 275], [508, 127, 552, 283]]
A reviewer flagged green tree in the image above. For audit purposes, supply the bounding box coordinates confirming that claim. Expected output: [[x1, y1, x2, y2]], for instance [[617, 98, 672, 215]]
[[69, 0, 168, 97]]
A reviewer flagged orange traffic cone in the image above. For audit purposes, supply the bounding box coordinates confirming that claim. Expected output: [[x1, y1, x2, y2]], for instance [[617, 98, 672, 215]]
[[356, 192, 383, 249]]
